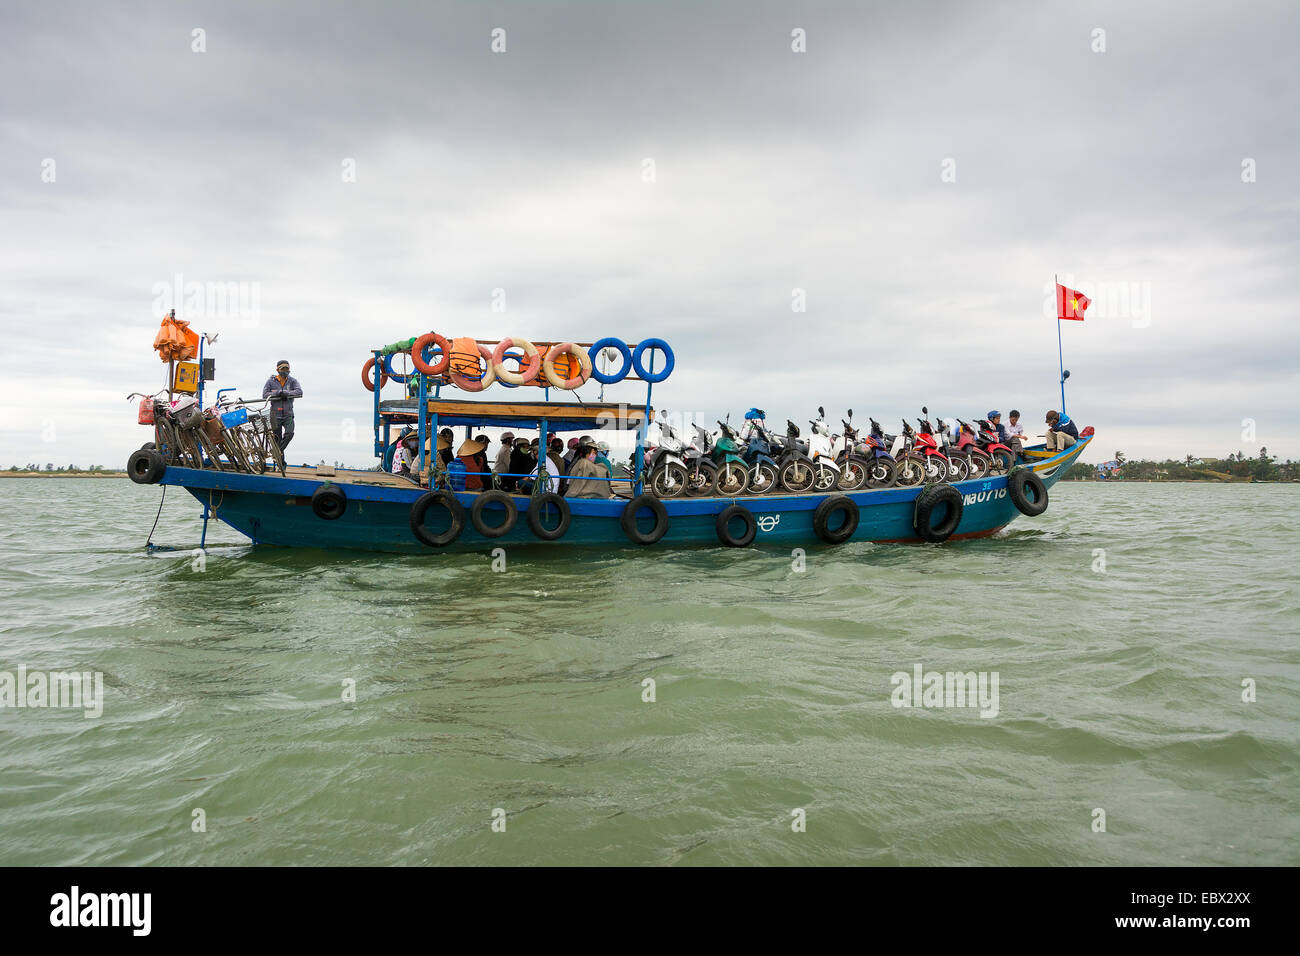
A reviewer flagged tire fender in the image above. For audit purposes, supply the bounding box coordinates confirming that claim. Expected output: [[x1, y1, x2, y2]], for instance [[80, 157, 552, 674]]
[[526, 492, 571, 540], [1008, 469, 1049, 516], [127, 448, 166, 484], [622, 494, 669, 545], [471, 490, 519, 538], [410, 491, 465, 547], [813, 495, 859, 544], [715, 504, 757, 547], [914, 483, 963, 542], [311, 485, 347, 520]]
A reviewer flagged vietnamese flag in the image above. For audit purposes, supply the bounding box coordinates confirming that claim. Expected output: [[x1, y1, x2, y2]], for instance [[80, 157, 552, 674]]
[[1056, 283, 1090, 321]]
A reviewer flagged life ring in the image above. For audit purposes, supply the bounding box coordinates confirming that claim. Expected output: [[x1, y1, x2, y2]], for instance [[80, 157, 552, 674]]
[[588, 337, 632, 384], [361, 357, 389, 392], [450, 343, 497, 392], [1008, 469, 1049, 516], [494, 348, 525, 388], [127, 448, 166, 484], [382, 351, 410, 384], [527, 492, 571, 540], [311, 485, 347, 520], [914, 484, 963, 542], [622, 495, 669, 545], [632, 338, 674, 383], [813, 495, 859, 544], [715, 504, 757, 547], [410, 491, 465, 547], [411, 332, 450, 376], [471, 490, 518, 538], [492, 337, 541, 385], [542, 343, 592, 389]]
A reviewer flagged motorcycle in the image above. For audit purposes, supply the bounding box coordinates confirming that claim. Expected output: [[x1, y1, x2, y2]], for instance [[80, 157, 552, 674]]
[[954, 418, 993, 478], [736, 410, 780, 494], [861, 417, 900, 488], [975, 419, 1017, 475], [905, 407, 950, 483], [639, 414, 691, 497], [699, 421, 750, 496], [934, 416, 971, 481], [834, 410, 871, 491], [779, 406, 840, 493]]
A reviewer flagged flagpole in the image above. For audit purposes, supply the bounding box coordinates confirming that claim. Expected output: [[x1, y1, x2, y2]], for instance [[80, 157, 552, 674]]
[[1055, 273, 1066, 415]]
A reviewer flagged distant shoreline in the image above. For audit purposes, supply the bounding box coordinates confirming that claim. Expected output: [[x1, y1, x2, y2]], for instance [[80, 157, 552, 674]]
[[0, 472, 127, 478]]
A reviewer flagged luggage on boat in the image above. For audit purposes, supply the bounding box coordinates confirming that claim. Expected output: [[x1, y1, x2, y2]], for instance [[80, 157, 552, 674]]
[[138, 397, 155, 425], [220, 407, 250, 428], [446, 459, 468, 491]]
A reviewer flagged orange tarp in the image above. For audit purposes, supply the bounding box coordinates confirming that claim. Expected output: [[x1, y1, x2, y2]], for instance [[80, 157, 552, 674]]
[[153, 314, 199, 362]]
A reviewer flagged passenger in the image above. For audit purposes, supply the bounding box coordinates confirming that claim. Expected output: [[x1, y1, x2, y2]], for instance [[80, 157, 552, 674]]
[[987, 411, 1007, 443], [548, 437, 568, 494], [262, 359, 303, 454], [505, 436, 533, 492], [456, 438, 488, 491], [520, 442, 559, 495], [563, 436, 581, 472], [1044, 410, 1079, 451], [390, 428, 416, 476], [493, 431, 515, 487], [437, 428, 454, 466], [566, 442, 611, 498], [594, 441, 614, 479], [1004, 410, 1026, 455], [472, 434, 492, 483]]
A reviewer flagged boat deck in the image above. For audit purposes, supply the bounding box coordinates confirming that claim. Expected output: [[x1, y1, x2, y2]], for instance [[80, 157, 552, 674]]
[[287, 465, 635, 497]]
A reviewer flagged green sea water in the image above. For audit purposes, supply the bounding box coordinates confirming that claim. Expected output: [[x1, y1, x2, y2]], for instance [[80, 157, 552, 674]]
[[1, 478, 1296, 866]]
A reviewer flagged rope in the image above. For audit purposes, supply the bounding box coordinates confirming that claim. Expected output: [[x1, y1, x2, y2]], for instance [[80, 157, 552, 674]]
[[145, 485, 167, 550]]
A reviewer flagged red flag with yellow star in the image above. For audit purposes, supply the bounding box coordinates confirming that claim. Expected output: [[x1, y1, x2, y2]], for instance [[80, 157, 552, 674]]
[[1056, 283, 1090, 321]]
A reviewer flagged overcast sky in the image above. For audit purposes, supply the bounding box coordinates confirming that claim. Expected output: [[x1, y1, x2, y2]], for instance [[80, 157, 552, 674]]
[[2, 0, 1297, 469]]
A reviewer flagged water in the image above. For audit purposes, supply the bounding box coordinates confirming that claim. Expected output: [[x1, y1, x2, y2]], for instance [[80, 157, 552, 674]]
[[1, 478, 1296, 865]]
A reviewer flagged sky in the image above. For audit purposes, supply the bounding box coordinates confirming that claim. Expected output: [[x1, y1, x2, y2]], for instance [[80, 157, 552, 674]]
[[2, 0, 1297, 469]]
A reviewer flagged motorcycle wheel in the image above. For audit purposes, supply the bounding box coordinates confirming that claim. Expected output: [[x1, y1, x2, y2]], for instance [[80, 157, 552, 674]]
[[780, 458, 816, 493], [650, 462, 688, 498], [837, 458, 867, 491], [748, 461, 778, 495], [947, 456, 969, 482], [990, 449, 1015, 475], [896, 454, 927, 488], [684, 461, 718, 497], [924, 455, 948, 483], [967, 452, 991, 479], [867, 458, 897, 488], [716, 462, 749, 496]]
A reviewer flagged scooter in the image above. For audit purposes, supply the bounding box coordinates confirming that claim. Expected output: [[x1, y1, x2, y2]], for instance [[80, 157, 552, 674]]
[[954, 419, 992, 478], [639, 414, 691, 498], [775, 418, 814, 493], [975, 419, 1017, 475], [934, 416, 971, 481], [787, 406, 841, 493], [736, 410, 780, 494], [906, 407, 950, 483], [861, 417, 899, 488], [835, 411, 871, 491], [892, 420, 927, 487], [701, 420, 750, 496]]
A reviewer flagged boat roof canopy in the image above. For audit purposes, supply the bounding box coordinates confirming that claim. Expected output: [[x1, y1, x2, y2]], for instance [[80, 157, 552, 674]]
[[379, 398, 652, 432]]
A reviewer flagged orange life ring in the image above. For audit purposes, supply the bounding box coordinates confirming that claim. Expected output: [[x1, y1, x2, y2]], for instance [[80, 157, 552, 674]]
[[450, 343, 497, 392], [492, 337, 541, 385], [362, 357, 389, 391], [542, 343, 592, 389], [410, 332, 450, 376]]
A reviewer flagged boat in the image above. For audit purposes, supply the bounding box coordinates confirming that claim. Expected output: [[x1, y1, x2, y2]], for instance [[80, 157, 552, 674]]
[[128, 332, 1094, 553]]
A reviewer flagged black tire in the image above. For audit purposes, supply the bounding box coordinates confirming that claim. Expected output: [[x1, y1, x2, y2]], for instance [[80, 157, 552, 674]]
[[715, 504, 757, 547], [527, 492, 571, 540], [813, 495, 859, 544], [990, 448, 1015, 475], [410, 491, 465, 547], [1008, 469, 1049, 516], [650, 462, 689, 498], [914, 483, 963, 542], [779, 457, 815, 493], [141, 442, 156, 451], [311, 485, 347, 520], [837, 457, 868, 491], [867, 457, 897, 488], [622, 494, 669, 545], [684, 460, 717, 497], [471, 490, 518, 538], [895, 454, 926, 488], [127, 448, 166, 484], [748, 460, 778, 495]]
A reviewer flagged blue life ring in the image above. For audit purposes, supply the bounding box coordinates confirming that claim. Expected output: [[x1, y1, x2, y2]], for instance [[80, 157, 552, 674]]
[[382, 352, 411, 384], [632, 338, 674, 383], [588, 337, 632, 384]]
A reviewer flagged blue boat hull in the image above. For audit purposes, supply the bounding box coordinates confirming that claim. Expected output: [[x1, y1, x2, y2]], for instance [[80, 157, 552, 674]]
[[159, 438, 1090, 553]]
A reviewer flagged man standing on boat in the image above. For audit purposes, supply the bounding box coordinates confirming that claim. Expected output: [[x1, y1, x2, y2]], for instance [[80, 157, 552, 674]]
[[262, 359, 303, 454]]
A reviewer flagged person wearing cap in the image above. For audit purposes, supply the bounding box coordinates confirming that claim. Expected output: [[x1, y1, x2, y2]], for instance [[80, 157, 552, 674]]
[[262, 360, 303, 454], [594, 441, 613, 479], [456, 437, 489, 491], [493, 431, 515, 488], [987, 411, 1008, 444], [1044, 410, 1078, 451], [566, 441, 611, 498], [563, 436, 582, 472]]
